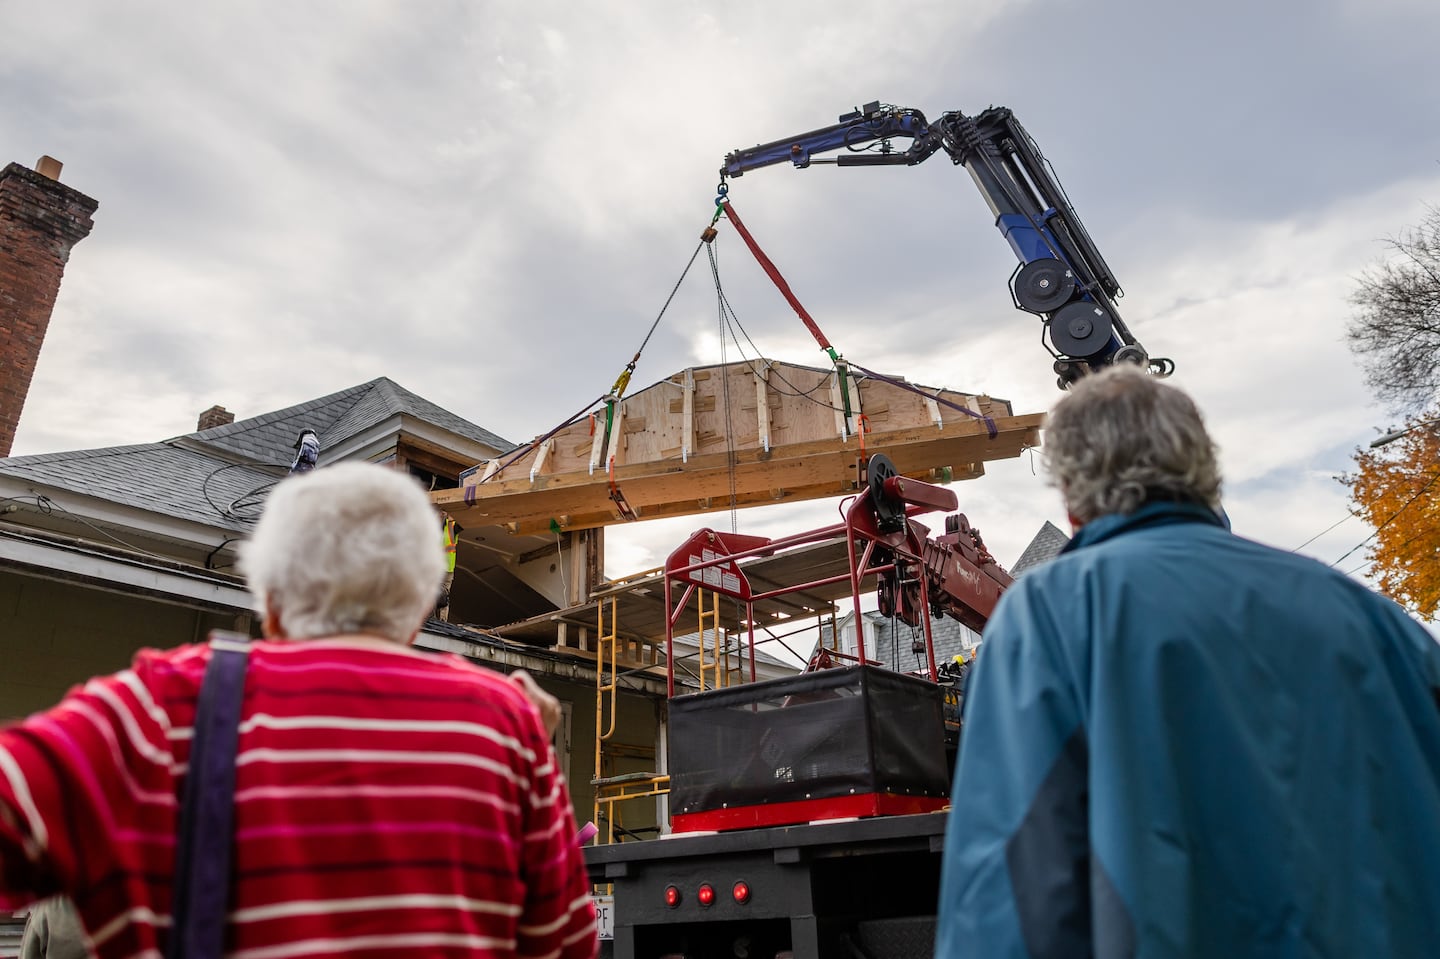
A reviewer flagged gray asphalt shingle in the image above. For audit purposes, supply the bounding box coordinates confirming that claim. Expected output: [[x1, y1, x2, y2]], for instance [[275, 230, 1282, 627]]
[[0, 378, 511, 531]]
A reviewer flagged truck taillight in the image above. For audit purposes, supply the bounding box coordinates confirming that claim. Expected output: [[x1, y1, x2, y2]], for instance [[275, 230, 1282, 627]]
[[664, 885, 681, 908], [732, 880, 751, 904], [697, 883, 716, 907]]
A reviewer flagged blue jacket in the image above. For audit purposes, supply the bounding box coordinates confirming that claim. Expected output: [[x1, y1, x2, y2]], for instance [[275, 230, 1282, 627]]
[[935, 501, 1440, 958]]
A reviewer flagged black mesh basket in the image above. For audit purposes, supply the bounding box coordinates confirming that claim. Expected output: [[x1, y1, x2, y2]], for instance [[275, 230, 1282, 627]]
[[668, 665, 948, 814]]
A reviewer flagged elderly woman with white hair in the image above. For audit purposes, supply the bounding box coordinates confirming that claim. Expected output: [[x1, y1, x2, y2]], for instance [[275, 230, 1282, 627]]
[[0, 462, 597, 959], [934, 366, 1440, 959]]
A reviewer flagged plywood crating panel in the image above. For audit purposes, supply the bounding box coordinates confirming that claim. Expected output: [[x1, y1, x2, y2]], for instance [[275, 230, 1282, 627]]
[[434, 359, 1042, 536]]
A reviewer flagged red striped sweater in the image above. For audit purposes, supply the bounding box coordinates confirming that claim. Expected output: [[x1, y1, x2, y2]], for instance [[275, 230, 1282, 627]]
[[0, 638, 598, 959]]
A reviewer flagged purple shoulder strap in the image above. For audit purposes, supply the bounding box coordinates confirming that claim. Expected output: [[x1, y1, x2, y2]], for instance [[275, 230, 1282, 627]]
[[167, 631, 250, 959]]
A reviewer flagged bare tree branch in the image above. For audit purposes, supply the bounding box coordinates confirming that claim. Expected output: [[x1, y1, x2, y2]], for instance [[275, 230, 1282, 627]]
[[1348, 205, 1440, 411]]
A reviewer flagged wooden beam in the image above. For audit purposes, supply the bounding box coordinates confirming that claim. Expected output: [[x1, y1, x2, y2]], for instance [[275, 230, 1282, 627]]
[[436, 421, 1039, 536], [433, 359, 1043, 536]]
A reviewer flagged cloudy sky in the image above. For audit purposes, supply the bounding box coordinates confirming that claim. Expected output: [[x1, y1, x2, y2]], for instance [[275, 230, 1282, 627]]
[[4, 0, 1440, 586]]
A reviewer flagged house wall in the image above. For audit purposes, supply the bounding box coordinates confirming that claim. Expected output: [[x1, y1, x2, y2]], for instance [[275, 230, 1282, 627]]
[[0, 568, 665, 834], [553, 671, 664, 841], [0, 570, 244, 720]]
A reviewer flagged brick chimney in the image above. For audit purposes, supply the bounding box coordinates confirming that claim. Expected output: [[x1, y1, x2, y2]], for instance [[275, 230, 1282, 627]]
[[197, 405, 235, 431], [0, 158, 98, 457]]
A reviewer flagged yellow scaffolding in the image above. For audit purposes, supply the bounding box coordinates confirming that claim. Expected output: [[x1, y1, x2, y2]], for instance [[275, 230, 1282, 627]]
[[696, 587, 724, 691], [592, 594, 669, 844], [592, 772, 671, 845]]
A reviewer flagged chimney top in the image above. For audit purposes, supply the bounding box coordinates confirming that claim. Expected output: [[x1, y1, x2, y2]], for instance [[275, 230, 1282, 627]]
[[35, 156, 63, 180], [197, 405, 235, 431]]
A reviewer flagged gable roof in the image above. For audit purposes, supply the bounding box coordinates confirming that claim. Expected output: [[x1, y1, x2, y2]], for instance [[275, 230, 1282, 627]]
[[815, 609, 978, 675], [0, 377, 513, 535], [1011, 520, 1071, 574], [177, 378, 513, 463], [0, 442, 280, 533]]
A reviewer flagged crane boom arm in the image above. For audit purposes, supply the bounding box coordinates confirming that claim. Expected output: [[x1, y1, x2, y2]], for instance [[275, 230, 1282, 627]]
[[722, 101, 1174, 384]]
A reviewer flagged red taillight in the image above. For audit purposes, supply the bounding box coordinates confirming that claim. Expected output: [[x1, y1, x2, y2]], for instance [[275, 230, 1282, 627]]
[[732, 880, 751, 904], [664, 884, 682, 908], [697, 883, 716, 907]]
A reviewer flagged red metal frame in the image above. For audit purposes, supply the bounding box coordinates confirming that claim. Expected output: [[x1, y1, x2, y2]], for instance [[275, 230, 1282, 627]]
[[661, 477, 958, 697], [672, 792, 949, 833]]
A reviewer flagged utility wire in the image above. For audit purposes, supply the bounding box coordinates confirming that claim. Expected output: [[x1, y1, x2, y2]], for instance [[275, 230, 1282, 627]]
[[1291, 513, 1358, 552], [7, 493, 192, 563], [707, 241, 856, 412], [1330, 469, 1440, 568], [482, 231, 711, 487], [628, 238, 709, 370]]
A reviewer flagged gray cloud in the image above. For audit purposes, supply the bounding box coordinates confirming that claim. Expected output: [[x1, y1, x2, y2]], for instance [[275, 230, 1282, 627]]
[[3, 0, 1437, 585]]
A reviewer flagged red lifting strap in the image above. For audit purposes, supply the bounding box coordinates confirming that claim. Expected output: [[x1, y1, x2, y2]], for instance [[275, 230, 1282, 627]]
[[722, 201, 834, 352]]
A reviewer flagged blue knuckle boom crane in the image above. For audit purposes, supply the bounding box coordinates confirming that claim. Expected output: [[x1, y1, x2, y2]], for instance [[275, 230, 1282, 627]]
[[720, 101, 1174, 388], [583, 104, 1175, 958]]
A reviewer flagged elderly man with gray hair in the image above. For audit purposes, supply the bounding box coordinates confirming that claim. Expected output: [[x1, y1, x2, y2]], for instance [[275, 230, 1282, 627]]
[[935, 366, 1440, 959], [0, 462, 596, 959]]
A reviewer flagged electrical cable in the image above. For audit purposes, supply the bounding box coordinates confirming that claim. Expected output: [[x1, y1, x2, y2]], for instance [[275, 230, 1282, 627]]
[[1329, 468, 1440, 568], [719, 287, 846, 404], [847, 361, 997, 437], [471, 394, 608, 486], [711, 207, 995, 432], [20, 494, 184, 563], [708, 243, 851, 411], [554, 531, 568, 600], [1291, 513, 1358, 552], [472, 218, 771, 492], [200, 461, 289, 523], [1343, 518, 1440, 582], [707, 245, 742, 535], [628, 237, 709, 373]]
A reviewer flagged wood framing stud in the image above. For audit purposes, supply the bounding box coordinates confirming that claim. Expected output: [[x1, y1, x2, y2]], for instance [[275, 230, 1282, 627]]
[[682, 369, 696, 463], [530, 438, 554, 483], [588, 411, 605, 474], [434, 359, 1043, 536], [754, 362, 772, 453]]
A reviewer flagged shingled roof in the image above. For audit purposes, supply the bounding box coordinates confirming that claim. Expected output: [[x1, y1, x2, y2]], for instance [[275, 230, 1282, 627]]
[[0, 378, 513, 534], [176, 377, 512, 464], [1011, 520, 1071, 575]]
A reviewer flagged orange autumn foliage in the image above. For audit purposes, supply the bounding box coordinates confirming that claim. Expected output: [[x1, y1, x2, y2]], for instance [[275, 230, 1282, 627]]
[[1343, 414, 1440, 620]]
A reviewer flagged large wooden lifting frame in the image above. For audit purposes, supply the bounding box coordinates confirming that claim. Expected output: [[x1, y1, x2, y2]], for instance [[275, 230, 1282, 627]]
[[432, 359, 1043, 537]]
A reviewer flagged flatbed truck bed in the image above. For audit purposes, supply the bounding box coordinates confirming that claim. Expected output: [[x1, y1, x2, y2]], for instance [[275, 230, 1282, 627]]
[[585, 811, 949, 959]]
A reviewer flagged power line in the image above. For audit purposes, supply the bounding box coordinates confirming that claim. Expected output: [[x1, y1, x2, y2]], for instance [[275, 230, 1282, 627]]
[[1329, 469, 1440, 568], [1291, 513, 1357, 552]]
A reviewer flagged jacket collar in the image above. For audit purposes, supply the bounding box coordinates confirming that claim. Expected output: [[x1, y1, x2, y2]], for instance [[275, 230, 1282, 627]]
[[1062, 500, 1228, 555]]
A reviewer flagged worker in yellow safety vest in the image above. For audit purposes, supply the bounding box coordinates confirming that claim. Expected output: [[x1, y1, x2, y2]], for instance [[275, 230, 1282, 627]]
[[436, 512, 459, 621]]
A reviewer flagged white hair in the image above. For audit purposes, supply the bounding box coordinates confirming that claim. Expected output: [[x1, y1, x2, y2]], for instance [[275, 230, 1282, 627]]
[[239, 462, 446, 643], [1042, 365, 1222, 525]]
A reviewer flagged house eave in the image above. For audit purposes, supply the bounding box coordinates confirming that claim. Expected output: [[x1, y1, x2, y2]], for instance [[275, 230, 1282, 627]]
[[0, 526, 252, 613]]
